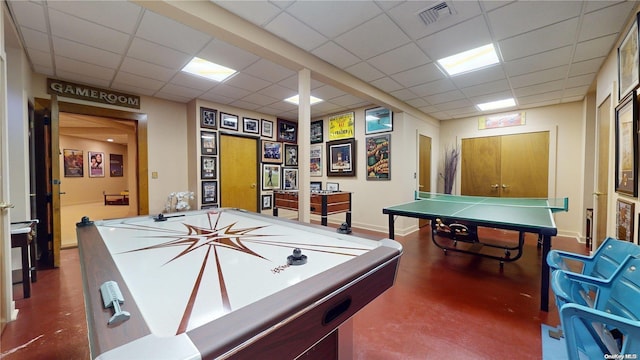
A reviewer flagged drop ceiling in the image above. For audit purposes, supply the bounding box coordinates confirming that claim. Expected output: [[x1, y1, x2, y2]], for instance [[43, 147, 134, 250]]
[[5, 0, 639, 122]]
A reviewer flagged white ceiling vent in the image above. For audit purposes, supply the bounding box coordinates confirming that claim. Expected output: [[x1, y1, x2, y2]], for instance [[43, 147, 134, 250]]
[[418, 2, 456, 26]]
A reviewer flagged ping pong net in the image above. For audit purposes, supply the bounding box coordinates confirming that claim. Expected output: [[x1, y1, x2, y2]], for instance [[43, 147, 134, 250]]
[[414, 191, 569, 212]]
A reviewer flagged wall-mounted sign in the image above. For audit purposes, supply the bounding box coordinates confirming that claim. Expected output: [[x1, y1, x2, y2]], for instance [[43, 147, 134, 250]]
[[47, 78, 140, 109], [328, 111, 355, 140], [478, 112, 525, 130]]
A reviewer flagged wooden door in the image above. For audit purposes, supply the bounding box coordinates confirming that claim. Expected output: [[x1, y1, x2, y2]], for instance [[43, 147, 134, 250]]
[[418, 135, 431, 227], [220, 134, 258, 211], [500, 132, 549, 198], [461, 132, 549, 198], [595, 96, 611, 249], [461, 136, 501, 196]]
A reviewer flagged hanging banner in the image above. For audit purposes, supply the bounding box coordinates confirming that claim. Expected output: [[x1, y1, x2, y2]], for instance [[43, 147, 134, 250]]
[[47, 78, 140, 109]]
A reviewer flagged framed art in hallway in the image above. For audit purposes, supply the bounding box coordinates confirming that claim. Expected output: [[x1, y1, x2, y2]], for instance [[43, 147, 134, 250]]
[[201, 156, 217, 179], [262, 164, 281, 190], [261, 119, 273, 138], [365, 106, 393, 135], [618, 13, 640, 100], [201, 131, 217, 156], [310, 144, 322, 177], [277, 119, 297, 143], [261, 140, 283, 164], [109, 154, 123, 177], [310, 120, 323, 143], [365, 134, 390, 180], [614, 90, 638, 197], [201, 181, 218, 205], [617, 198, 635, 242], [200, 107, 217, 129], [261, 194, 272, 210], [63, 149, 84, 177], [88, 151, 105, 177], [243, 117, 259, 134], [220, 112, 239, 131], [326, 138, 356, 177]]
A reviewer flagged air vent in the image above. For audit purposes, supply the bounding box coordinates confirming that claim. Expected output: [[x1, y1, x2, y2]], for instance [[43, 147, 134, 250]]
[[418, 2, 456, 26]]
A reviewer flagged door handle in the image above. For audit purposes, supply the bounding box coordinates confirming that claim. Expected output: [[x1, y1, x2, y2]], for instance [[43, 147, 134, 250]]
[[59, 192, 66, 195], [490, 184, 499, 189], [593, 191, 606, 196], [0, 202, 15, 209], [502, 184, 509, 189], [250, 183, 256, 189]]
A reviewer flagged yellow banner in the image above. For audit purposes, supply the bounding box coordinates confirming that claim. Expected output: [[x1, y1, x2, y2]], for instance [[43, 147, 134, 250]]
[[328, 112, 355, 140]]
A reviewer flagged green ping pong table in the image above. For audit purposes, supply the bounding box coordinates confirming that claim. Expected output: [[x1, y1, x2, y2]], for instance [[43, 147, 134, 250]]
[[382, 192, 569, 312]]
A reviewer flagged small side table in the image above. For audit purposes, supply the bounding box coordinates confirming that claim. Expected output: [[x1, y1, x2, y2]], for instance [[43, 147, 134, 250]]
[[11, 220, 38, 298]]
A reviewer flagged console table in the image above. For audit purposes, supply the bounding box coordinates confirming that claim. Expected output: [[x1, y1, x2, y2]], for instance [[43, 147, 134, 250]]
[[11, 220, 38, 298]]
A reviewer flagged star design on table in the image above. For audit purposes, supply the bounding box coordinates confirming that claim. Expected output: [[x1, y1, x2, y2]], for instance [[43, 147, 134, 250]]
[[108, 210, 369, 335]]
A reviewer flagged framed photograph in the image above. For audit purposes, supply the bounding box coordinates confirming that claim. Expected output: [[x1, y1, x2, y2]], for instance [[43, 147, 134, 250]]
[[326, 138, 356, 177], [261, 194, 272, 210], [310, 144, 323, 177], [243, 117, 259, 134], [284, 144, 298, 166], [88, 151, 105, 177], [63, 149, 84, 177], [262, 164, 281, 190], [326, 182, 339, 192], [110, 154, 123, 177], [615, 90, 638, 196], [200, 107, 217, 129], [283, 168, 299, 190], [366, 134, 390, 180], [310, 181, 322, 191], [277, 119, 297, 143], [220, 112, 239, 131], [201, 156, 217, 179], [202, 181, 218, 204], [201, 131, 217, 155], [261, 119, 274, 138], [261, 140, 283, 164], [328, 111, 355, 140], [311, 120, 323, 143], [618, 14, 640, 100], [617, 199, 635, 242], [365, 106, 393, 134]]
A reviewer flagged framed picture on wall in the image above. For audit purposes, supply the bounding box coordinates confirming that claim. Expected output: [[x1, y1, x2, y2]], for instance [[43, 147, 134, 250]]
[[261, 194, 272, 210], [284, 144, 298, 166], [310, 181, 322, 191], [88, 151, 105, 177], [615, 90, 638, 196], [618, 14, 640, 100], [243, 117, 259, 134], [201, 131, 217, 155], [262, 119, 273, 138], [365, 107, 393, 134], [201, 156, 217, 179], [283, 168, 299, 190], [200, 107, 217, 129], [310, 144, 322, 177], [326, 138, 356, 177], [63, 149, 84, 177], [617, 198, 635, 242], [262, 164, 281, 190], [277, 119, 297, 143], [311, 120, 323, 143], [110, 154, 123, 177], [365, 134, 390, 180], [220, 112, 239, 131], [326, 182, 339, 192], [261, 140, 283, 164], [202, 181, 218, 204]]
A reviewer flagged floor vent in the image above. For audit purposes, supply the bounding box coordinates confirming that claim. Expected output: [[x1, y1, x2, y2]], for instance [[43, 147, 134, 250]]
[[418, 2, 455, 26]]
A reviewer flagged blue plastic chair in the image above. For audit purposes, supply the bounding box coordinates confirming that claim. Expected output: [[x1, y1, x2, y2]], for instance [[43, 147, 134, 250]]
[[556, 256, 640, 359]]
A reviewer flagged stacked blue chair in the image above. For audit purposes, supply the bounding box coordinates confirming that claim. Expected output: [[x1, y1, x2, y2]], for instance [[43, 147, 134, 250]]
[[554, 256, 640, 359]]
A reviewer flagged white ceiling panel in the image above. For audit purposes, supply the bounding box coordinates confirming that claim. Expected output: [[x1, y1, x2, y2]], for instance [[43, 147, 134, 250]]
[[6, 0, 637, 122]]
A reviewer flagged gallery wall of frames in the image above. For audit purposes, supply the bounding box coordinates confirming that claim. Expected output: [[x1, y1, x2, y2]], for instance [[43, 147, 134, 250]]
[[195, 104, 392, 211]]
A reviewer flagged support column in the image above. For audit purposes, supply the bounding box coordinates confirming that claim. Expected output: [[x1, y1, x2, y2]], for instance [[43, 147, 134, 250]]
[[298, 69, 311, 223]]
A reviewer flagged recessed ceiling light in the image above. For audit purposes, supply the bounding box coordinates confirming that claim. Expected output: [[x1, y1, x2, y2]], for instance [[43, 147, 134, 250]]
[[437, 43, 499, 76], [107, 138, 114, 142], [181, 57, 236, 82], [476, 98, 516, 111], [284, 94, 324, 105]]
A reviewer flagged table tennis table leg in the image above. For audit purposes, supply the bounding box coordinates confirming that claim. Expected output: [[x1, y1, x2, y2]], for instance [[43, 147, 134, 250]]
[[387, 215, 395, 240], [540, 234, 551, 312]]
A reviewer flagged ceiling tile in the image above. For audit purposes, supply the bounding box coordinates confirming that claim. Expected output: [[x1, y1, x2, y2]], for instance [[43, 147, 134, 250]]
[[425, 89, 466, 105], [513, 80, 564, 98], [120, 57, 176, 82], [461, 79, 510, 98], [450, 65, 506, 88], [579, 2, 638, 42], [311, 41, 361, 69], [113, 71, 165, 92], [499, 18, 578, 61], [410, 78, 456, 97], [265, 12, 327, 51], [504, 46, 573, 77], [387, 1, 482, 40], [197, 39, 260, 71], [242, 59, 295, 83], [7, 1, 48, 33], [334, 14, 410, 60], [18, 27, 50, 53], [55, 69, 111, 88], [205, 83, 252, 99], [258, 84, 297, 101], [159, 83, 206, 99], [170, 72, 218, 92], [568, 58, 603, 77], [390, 63, 444, 88], [573, 34, 618, 62], [52, 37, 122, 69], [48, 9, 130, 53], [212, 1, 283, 26], [223, 73, 271, 92], [509, 66, 569, 88], [26, 47, 53, 69], [54, 56, 115, 81], [566, 73, 596, 88], [240, 92, 280, 107], [370, 77, 404, 93], [345, 62, 385, 82], [285, 1, 381, 38], [136, 10, 211, 55], [46, 0, 142, 34], [127, 37, 191, 69], [312, 85, 349, 101], [487, 1, 583, 40], [367, 43, 431, 75], [416, 15, 492, 60]]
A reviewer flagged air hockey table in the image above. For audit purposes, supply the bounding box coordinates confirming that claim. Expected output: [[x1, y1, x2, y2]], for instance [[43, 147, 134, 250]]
[[77, 208, 402, 359]]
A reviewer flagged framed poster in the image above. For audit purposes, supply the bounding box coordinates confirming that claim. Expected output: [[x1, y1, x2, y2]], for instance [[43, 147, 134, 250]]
[[326, 182, 339, 192], [262, 164, 281, 190], [88, 151, 105, 177], [220, 112, 239, 131], [284, 144, 298, 166], [618, 14, 640, 100], [201, 131, 217, 155], [365, 107, 393, 134], [202, 181, 218, 204], [617, 198, 635, 242], [261, 194, 272, 210], [326, 138, 356, 177], [283, 168, 299, 190], [328, 112, 355, 140], [366, 134, 390, 180], [310, 120, 323, 143], [615, 91, 638, 196], [243, 117, 259, 134], [261, 119, 274, 138], [200, 107, 217, 129], [261, 140, 283, 164], [63, 149, 84, 177], [310, 144, 322, 177], [310, 181, 322, 191], [110, 154, 123, 177], [201, 156, 217, 179], [277, 119, 297, 143]]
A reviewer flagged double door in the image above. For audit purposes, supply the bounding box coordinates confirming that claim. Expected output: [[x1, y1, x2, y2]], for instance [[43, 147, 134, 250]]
[[461, 132, 549, 198]]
